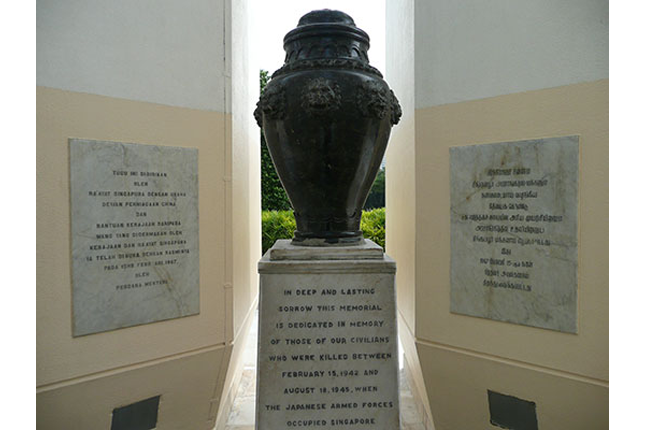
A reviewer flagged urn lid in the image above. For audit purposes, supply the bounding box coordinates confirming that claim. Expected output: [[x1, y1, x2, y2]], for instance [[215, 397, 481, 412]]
[[282, 9, 371, 64], [297, 9, 355, 27]]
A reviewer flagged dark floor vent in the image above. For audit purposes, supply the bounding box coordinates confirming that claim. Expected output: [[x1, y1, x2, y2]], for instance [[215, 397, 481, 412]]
[[488, 390, 538, 430], [111, 395, 160, 430]]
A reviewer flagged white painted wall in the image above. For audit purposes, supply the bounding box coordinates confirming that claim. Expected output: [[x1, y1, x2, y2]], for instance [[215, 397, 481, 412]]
[[37, 0, 227, 111], [385, 0, 415, 331], [415, 0, 609, 109], [385, 1, 436, 428], [230, 0, 261, 335]]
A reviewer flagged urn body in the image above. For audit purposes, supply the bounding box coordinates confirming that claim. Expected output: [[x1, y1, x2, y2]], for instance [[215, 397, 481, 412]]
[[255, 10, 401, 245]]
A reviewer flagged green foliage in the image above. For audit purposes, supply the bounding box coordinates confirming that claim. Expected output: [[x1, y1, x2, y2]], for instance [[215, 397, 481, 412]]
[[262, 210, 297, 254], [360, 207, 386, 248], [260, 69, 269, 92], [260, 70, 291, 211], [261, 208, 386, 254], [363, 168, 385, 209]]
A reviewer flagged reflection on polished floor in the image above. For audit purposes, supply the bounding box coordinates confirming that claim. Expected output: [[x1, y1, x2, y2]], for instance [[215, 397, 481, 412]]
[[222, 312, 427, 430]]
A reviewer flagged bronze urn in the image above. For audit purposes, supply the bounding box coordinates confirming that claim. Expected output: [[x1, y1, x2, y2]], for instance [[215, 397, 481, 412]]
[[254, 9, 401, 246]]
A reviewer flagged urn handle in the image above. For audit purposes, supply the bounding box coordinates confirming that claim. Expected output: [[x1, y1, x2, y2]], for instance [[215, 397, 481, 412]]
[[356, 81, 402, 125], [389, 89, 402, 125], [254, 82, 286, 128]]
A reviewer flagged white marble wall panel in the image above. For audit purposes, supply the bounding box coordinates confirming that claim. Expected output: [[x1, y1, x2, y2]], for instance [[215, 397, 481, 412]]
[[450, 136, 579, 333], [70, 139, 199, 335]]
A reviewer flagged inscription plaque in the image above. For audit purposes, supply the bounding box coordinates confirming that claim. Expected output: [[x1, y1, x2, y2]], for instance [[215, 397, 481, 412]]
[[70, 139, 199, 336], [450, 136, 579, 333], [257, 241, 400, 429]]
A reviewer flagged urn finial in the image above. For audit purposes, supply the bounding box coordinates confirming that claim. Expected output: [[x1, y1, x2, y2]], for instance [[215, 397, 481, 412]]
[[297, 9, 356, 26]]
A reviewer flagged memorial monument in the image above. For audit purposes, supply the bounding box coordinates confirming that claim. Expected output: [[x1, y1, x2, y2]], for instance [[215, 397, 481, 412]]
[[254, 10, 402, 429]]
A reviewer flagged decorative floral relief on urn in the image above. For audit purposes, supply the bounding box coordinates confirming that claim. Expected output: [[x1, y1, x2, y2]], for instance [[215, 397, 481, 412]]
[[389, 90, 402, 125], [302, 78, 342, 116], [256, 9, 402, 246], [254, 82, 286, 127], [356, 80, 389, 120]]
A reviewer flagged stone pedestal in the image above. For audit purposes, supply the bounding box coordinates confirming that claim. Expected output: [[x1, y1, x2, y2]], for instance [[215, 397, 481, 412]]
[[256, 240, 400, 429]]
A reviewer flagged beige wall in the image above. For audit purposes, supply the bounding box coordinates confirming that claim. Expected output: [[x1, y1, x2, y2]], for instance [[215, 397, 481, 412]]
[[37, 346, 228, 430], [419, 342, 608, 430], [385, 1, 608, 428], [36, 87, 230, 383], [37, 1, 260, 428], [415, 81, 608, 429], [36, 87, 232, 429]]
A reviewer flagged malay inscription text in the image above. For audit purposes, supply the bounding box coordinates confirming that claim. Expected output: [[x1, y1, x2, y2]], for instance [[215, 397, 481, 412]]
[[70, 139, 199, 336]]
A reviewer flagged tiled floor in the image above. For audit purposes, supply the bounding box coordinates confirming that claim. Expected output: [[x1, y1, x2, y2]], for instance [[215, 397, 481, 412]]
[[223, 312, 427, 430]]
